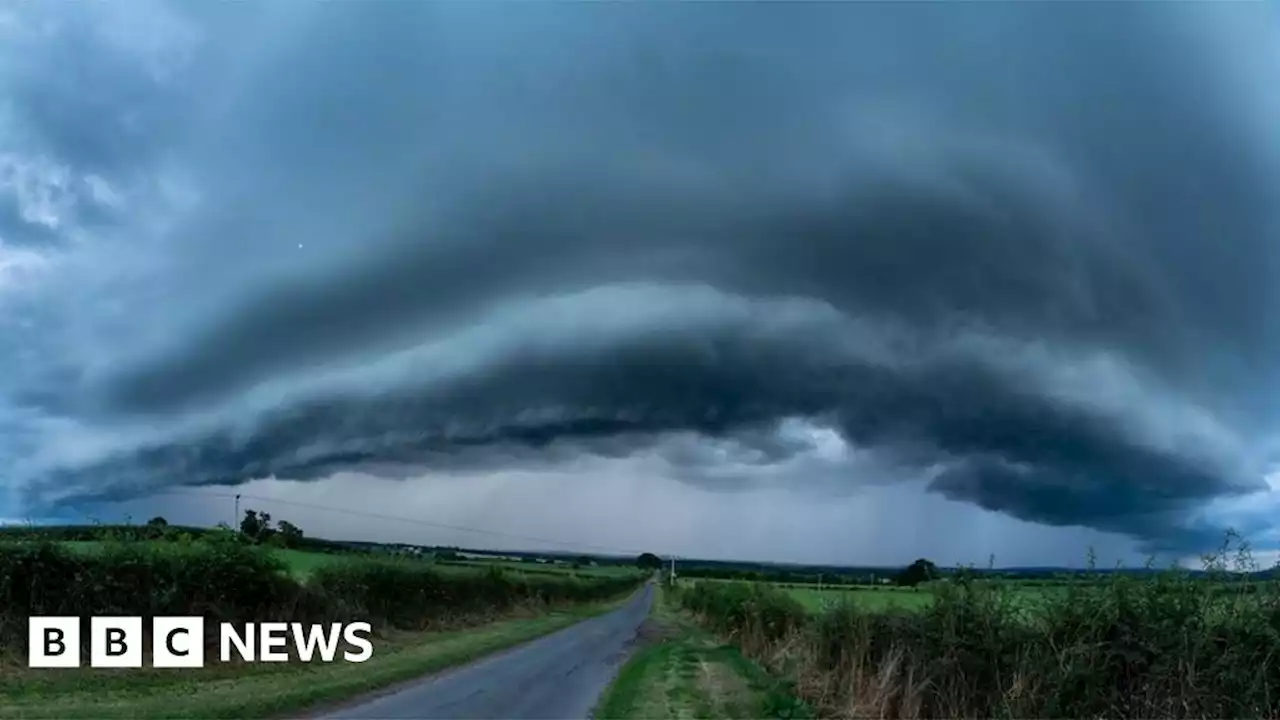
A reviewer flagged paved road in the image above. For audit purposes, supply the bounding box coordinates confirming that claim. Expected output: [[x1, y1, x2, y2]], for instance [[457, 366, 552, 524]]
[[318, 583, 655, 719]]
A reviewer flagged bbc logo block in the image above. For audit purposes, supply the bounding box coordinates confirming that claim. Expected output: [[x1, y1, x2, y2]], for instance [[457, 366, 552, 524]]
[[91, 616, 143, 668], [28, 617, 79, 668], [153, 617, 205, 668], [28, 616, 372, 668]]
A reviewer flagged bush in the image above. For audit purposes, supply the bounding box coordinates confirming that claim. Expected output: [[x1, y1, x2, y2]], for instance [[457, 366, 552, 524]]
[[679, 537, 1280, 719], [307, 560, 639, 630], [681, 581, 808, 656], [0, 534, 642, 659]]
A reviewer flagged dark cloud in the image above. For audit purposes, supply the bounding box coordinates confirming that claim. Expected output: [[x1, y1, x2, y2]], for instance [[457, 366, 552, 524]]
[[6, 2, 1280, 556], [5, 6, 195, 173], [36, 283, 1257, 554]]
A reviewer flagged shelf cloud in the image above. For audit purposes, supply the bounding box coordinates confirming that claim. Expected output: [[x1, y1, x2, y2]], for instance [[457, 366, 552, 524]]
[[3, 2, 1279, 557]]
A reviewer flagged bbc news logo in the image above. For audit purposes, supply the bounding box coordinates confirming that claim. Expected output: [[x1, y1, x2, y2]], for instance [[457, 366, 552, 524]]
[[28, 617, 373, 668]]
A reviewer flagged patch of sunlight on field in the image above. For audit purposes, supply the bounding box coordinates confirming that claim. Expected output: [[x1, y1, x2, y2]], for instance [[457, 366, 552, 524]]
[[269, 548, 354, 579]]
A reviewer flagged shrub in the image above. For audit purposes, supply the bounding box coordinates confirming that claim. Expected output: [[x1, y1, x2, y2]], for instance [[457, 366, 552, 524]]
[[0, 535, 642, 659], [679, 537, 1280, 719]]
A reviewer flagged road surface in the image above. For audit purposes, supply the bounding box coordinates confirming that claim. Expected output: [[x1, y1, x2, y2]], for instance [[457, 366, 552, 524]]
[[318, 583, 655, 719]]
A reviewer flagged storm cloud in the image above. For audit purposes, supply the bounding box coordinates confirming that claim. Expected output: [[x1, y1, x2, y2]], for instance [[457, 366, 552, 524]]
[[3, 2, 1280, 557]]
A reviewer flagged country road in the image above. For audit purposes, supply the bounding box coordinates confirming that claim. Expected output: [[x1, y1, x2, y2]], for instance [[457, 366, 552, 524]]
[[316, 583, 656, 719]]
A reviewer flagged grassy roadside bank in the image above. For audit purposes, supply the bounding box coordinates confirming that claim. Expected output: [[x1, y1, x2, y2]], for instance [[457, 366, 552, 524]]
[[593, 585, 809, 720], [0, 595, 632, 720]]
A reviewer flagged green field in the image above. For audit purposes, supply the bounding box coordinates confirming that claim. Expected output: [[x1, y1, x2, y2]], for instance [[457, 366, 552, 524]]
[[270, 547, 354, 578], [56, 541, 367, 580], [678, 577, 939, 613], [783, 585, 936, 612], [676, 576, 1079, 615], [789, 580, 1085, 614], [435, 558, 644, 579], [52, 540, 645, 583]]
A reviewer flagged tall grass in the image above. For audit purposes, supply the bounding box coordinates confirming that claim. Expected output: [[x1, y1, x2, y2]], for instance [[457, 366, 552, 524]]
[[0, 530, 642, 659], [678, 535, 1280, 718]]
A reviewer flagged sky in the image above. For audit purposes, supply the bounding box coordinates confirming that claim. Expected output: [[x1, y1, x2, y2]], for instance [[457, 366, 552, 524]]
[[2, 2, 1280, 568]]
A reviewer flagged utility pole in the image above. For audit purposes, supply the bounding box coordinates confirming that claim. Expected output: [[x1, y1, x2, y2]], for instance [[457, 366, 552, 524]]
[[669, 555, 676, 583], [234, 494, 240, 530]]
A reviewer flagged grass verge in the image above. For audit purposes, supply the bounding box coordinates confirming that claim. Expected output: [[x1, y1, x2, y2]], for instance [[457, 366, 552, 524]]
[[0, 598, 627, 720], [594, 585, 809, 720]]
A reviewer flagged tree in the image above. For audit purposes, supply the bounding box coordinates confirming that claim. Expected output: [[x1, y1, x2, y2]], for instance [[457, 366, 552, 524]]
[[636, 552, 663, 570], [240, 509, 273, 540], [895, 558, 939, 587], [240, 509, 260, 537], [146, 516, 168, 527], [277, 520, 304, 548]]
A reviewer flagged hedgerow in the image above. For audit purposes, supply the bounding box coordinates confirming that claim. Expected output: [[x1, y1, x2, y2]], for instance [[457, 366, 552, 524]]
[[677, 534, 1280, 718], [0, 530, 641, 658]]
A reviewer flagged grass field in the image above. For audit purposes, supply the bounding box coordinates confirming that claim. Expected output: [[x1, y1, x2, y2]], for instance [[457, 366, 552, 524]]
[[56, 541, 372, 580], [52, 540, 645, 582], [269, 548, 352, 578], [783, 585, 936, 612], [435, 558, 644, 580], [677, 577, 938, 613], [677, 576, 1077, 615]]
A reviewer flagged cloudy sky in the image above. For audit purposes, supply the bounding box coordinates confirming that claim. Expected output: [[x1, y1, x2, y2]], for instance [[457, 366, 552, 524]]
[[2, 2, 1280, 568]]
